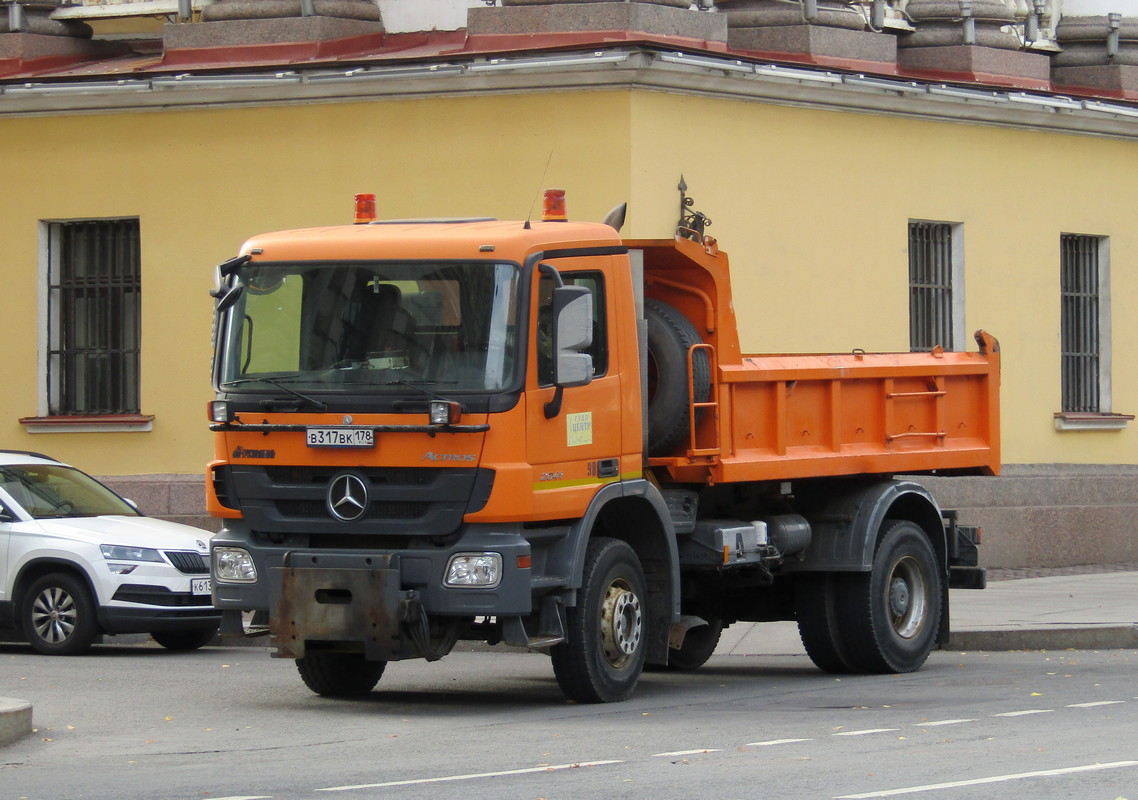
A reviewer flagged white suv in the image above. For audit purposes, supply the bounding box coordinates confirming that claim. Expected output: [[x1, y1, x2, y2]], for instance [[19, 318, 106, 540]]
[[0, 450, 221, 654]]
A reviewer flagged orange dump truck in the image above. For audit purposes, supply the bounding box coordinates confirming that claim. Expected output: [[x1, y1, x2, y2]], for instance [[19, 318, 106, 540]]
[[206, 189, 998, 703]]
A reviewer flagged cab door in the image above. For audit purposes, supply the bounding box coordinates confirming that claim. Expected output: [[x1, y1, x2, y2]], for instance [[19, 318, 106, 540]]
[[525, 260, 624, 520]]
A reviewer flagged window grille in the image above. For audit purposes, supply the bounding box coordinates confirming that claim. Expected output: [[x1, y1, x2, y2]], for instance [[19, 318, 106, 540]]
[[46, 219, 141, 415], [908, 222, 955, 352], [1060, 234, 1102, 413]]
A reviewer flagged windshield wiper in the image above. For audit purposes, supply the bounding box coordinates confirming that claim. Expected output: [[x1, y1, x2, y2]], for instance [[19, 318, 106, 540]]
[[379, 379, 459, 401], [225, 376, 328, 412]]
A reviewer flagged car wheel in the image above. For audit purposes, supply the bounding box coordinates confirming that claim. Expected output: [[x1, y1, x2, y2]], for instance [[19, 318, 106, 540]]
[[23, 572, 99, 656], [152, 627, 218, 651]]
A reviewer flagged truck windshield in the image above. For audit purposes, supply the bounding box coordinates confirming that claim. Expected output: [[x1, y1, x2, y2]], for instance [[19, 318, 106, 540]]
[[217, 261, 521, 393]]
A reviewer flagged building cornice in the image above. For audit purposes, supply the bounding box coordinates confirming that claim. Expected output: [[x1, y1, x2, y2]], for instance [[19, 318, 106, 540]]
[[3, 44, 1138, 140]]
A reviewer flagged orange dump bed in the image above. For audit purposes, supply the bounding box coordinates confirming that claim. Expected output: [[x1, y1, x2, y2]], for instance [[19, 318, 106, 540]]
[[631, 237, 1001, 485]]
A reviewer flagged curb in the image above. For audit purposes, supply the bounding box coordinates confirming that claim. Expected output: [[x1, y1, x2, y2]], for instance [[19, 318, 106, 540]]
[[946, 624, 1138, 652], [0, 697, 32, 747]]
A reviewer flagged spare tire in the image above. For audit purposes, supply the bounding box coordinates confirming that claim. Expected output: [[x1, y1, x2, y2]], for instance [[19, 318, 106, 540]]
[[645, 299, 710, 456]]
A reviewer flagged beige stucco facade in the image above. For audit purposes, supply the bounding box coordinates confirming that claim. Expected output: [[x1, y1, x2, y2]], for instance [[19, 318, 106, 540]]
[[2, 45, 1138, 564], [5, 87, 1137, 471]]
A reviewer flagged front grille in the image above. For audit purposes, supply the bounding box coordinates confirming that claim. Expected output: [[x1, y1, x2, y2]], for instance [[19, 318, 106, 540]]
[[277, 499, 429, 520], [164, 551, 209, 574], [265, 466, 438, 486], [113, 584, 213, 607], [228, 464, 489, 542]]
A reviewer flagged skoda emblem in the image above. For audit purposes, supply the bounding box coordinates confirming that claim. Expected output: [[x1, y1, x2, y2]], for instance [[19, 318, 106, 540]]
[[326, 472, 369, 522]]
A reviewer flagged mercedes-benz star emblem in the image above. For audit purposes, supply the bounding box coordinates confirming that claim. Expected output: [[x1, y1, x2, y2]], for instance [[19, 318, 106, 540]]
[[326, 472, 369, 522]]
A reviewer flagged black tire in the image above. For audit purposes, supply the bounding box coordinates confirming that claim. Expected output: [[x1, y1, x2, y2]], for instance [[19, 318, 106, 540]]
[[667, 617, 723, 671], [22, 572, 99, 656], [152, 627, 218, 651], [837, 521, 943, 674], [296, 652, 386, 697], [551, 538, 648, 703], [644, 299, 710, 457], [796, 572, 856, 674]]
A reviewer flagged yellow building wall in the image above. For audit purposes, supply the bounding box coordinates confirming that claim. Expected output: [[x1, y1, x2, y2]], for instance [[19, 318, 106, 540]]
[[0, 91, 632, 475], [3, 86, 1137, 475], [628, 91, 1138, 467]]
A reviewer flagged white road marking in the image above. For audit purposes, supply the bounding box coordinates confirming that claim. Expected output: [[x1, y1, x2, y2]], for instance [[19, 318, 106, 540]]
[[236, 699, 1132, 797], [315, 760, 624, 792], [833, 729, 900, 737], [834, 760, 1138, 798]]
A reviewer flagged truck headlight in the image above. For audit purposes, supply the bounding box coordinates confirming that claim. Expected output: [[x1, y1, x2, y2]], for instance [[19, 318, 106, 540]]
[[213, 547, 258, 583], [444, 553, 502, 588]]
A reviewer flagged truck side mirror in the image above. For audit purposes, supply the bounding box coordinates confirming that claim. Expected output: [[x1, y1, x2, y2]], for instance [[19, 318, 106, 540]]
[[215, 283, 245, 314], [552, 285, 594, 389]]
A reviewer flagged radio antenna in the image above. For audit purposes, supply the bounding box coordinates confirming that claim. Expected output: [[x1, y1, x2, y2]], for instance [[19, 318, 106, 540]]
[[524, 150, 555, 229]]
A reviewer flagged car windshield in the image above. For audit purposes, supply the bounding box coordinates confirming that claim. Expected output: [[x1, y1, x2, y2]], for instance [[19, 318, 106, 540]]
[[0, 464, 138, 519], [216, 261, 521, 393]]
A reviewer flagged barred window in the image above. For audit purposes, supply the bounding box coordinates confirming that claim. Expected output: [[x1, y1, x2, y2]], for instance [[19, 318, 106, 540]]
[[908, 221, 962, 352], [1060, 234, 1108, 413], [46, 219, 142, 415]]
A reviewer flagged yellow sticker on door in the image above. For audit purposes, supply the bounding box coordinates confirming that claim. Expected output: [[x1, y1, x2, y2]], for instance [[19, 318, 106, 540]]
[[567, 412, 593, 447]]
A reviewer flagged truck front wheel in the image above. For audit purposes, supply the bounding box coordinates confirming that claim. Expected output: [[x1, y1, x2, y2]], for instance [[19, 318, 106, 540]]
[[838, 521, 943, 674], [296, 652, 386, 697], [551, 537, 648, 703]]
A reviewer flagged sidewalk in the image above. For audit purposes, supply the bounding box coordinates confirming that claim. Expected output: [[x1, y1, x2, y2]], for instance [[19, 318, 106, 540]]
[[716, 569, 1138, 657]]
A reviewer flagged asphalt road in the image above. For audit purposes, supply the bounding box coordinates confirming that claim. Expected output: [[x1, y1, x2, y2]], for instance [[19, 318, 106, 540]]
[[3, 642, 1137, 800]]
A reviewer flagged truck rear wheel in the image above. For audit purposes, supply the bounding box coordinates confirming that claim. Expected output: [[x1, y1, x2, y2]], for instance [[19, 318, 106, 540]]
[[837, 521, 943, 674], [667, 617, 723, 671], [645, 299, 710, 456], [296, 652, 386, 696], [795, 572, 855, 674], [551, 537, 648, 703]]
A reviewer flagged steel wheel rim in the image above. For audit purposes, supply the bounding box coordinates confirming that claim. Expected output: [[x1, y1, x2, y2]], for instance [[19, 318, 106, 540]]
[[599, 579, 642, 668], [31, 586, 77, 644], [887, 555, 927, 640]]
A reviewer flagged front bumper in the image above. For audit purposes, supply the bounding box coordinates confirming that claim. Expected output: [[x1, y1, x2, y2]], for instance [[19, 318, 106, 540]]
[[213, 526, 534, 659], [98, 605, 222, 635]]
